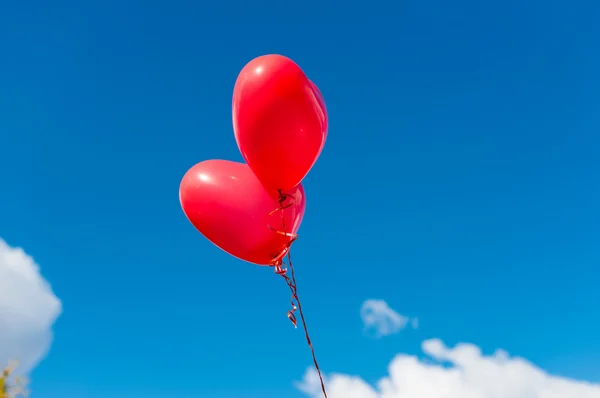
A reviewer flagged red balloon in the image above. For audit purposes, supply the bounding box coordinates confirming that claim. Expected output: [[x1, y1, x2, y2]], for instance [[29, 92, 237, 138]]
[[232, 54, 328, 191], [309, 79, 328, 130], [179, 159, 306, 265]]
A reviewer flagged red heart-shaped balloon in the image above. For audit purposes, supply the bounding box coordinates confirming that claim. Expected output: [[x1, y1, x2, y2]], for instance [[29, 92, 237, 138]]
[[232, 54, 328, 191], [179, 159, 306, 265]]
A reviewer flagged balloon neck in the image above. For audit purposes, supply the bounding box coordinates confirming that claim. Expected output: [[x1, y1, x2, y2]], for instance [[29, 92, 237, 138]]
[[268, 189, 298, 275], [270, 244, 290, 269], [273, 263, 287, 276]]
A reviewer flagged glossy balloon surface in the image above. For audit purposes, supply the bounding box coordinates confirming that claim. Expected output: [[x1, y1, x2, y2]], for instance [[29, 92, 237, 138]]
[[179, 160, 305, 265], [232, 54, 327, 191]]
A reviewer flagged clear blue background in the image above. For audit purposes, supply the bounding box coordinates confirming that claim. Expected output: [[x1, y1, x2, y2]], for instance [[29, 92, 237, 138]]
[[1, 0, 599, 397]]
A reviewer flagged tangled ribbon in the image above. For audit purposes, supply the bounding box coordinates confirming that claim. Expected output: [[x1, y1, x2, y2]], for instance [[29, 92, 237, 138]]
[[268, 191, 328, 398]]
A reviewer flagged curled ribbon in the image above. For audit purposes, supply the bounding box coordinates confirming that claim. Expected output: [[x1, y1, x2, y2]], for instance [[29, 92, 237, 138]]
[[268, 191, 329, 398]]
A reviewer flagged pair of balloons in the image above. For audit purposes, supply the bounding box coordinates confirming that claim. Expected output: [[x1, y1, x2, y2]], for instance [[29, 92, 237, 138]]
[[180, 55, 328, 265]]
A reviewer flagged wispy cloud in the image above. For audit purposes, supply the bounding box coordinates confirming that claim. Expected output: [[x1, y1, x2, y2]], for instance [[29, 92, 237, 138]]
[[360, 299, 415, 338], [297, 339, 600, 398], [0, 238, 62, 375]]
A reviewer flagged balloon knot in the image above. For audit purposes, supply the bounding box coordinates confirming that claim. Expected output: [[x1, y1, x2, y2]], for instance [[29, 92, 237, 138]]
[[273, 263, 287, 276]]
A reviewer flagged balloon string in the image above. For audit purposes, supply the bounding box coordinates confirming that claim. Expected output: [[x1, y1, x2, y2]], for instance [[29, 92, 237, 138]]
[[269, 191, 328, 398]]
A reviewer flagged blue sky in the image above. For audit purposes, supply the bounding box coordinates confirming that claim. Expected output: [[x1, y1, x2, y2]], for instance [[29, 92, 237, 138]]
[[1, 0, 600, 397]]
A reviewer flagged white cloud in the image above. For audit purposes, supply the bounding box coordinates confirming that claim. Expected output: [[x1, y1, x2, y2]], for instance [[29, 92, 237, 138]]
[[360, 300, 415, 338], [297, 339, 600, 398], [0, 238, 62, 374]]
